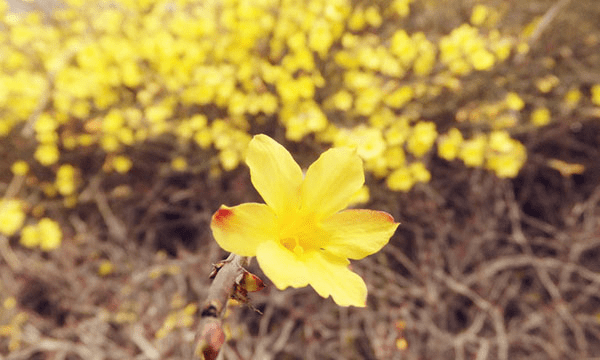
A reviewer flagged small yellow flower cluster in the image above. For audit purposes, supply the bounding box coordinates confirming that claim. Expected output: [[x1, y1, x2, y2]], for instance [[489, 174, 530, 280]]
[[325, 119, 436, 192], [439, 24, 512, 74], [456, 91, 528, 129], [10, 161, 29, 176], [0, 0, 530, 199], [19, 218, 63, 251], [55, 164, 78, 196], [438, 129, 526, 178], [530, 107, 551, 127], [33, 113, 60, 166], [0, 199, 26, 236]]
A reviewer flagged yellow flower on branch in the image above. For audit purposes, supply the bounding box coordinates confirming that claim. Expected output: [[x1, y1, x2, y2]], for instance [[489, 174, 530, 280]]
[[211, 135, 399, 307]]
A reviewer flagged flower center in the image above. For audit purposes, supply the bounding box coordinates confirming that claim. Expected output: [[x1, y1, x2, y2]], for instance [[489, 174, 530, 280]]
[[280, 237, 304, 256]]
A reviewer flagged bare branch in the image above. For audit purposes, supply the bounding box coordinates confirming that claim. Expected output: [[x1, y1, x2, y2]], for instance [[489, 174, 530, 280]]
[[195, 254, 246, 360]]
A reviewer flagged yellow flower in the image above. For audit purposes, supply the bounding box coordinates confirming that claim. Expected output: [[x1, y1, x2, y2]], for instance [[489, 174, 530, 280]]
[[384, 86, 414, 109], [98, 260, 114, 276], [337, 126, 385, 161], [505, 92, 525, 111], [211, 135, 399, 307], [437, 128, 463, 160], [459, 134, 487, 167], [386, 167, 414, 192], [470, 4, 489, 26], [470, 48, 495, 70], [34, 144, 60, 166], [530, 107, 551, 127], [364, 6, 382, 27], [37, 218, 62, 251], [56, 164, 77, 196], [409, 162, 431, 183], [11, 161, 29, 176], [113, 155, 133, 174], [330, 90, 353, 111], [171, 157, 188, 171], [0, 199, 26, 236], [20, 224, 40, 249], [407, 121, 437, 157], [535, 75, 559, 94]]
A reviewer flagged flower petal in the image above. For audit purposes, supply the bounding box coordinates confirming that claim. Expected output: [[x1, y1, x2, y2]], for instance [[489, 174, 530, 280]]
[[301, 148, 364, 219], [256, 241, 309, 289], [321, 209, 399, 260], [304, 251, 367, 307], [246, 135, 304, 215], [210, 203, 277, 256]]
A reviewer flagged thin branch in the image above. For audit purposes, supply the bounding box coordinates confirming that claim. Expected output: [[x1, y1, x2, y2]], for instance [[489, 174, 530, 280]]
[[195, 254, 246, 360]]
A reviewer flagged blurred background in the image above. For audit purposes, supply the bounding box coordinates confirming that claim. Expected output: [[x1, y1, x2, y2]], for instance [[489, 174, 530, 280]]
[[0, 0, 599, 359]]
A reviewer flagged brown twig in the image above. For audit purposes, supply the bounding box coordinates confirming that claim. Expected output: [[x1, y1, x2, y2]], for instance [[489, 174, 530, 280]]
[[195, 253, 246, 360]]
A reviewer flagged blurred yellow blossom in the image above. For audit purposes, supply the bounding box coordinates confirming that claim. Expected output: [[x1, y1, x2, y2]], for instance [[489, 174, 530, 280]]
[[470, 5, 489, 26], [219, 149, 241, 171], [459, 134, 487, 167], [11, 161, 29, 176], [384, 86, 414, 109], [19, 218, 62, 251], [536, 75, 559, 94], [547, 159, 585, 177], [470, 48, 495, 70], [396, 338, 408, 350], [38, 218, 62, 251], [385, 117, 411, 146], [56, 164, 78, 196], [98, 260, 115, 276], [531, 107, 551, 127], [391, 0, 412, 17], [409, 162, 431, 183], [437, 128, 463, 160], [330, 90, 353, 111], [364, 6, 382, 27], [336, 126, 385, 161], [34, 144, 60, 166], [486, 131, 526, 178], [113, 155, 133, 174], [20, 224, 40, 248], [407, 121, 437, 157], [171, 157, 188, 171], [384, 146, 406, 169], [487, 148, 526, 178], [505, 92, 525, 111], [387, 167, 413, 192], [0, 199, 26, 236], [487, 131, 513, 152], [3, 297, 16, 310]]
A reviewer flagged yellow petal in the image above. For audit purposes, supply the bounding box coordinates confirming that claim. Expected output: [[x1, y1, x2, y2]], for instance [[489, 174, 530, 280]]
[[301, 148, 364, 219], [246, 135, 304, 215], [210, 203, 277, 256], [321, 210, 398, 260], [304, 251, 367, 307], [256, 241, 309, 289]]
